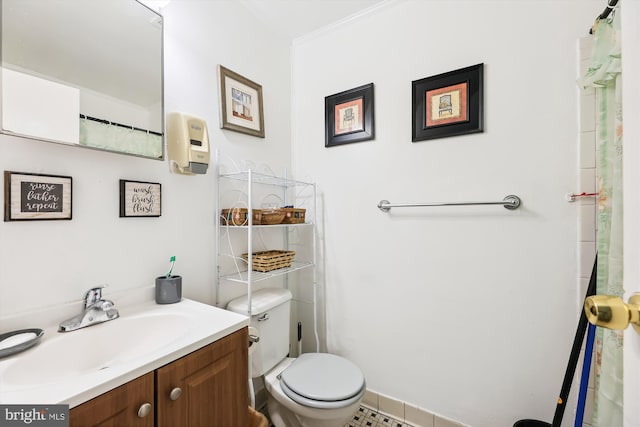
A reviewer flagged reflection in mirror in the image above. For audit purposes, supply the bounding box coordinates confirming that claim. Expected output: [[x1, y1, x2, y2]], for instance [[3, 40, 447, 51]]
[[0, 0, 164, 159]]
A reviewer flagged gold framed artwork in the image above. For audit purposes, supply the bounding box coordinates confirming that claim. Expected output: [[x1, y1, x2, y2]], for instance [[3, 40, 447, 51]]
[[325, 83, 375, 147], [4, 171, 72, 221], [218, 65, 265, 138], [412, 63, 483, 142]]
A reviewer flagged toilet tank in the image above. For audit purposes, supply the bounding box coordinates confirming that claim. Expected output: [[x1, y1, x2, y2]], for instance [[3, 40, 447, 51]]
[[227, 288, 292, 377]]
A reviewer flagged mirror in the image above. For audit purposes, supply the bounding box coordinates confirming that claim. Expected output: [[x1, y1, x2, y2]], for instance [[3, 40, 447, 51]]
[[0, 0, 164, 159]]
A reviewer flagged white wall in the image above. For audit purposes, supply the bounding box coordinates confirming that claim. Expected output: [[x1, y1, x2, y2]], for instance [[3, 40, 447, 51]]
[[291, 1, 603, 426], [0, 1, 291, 316]]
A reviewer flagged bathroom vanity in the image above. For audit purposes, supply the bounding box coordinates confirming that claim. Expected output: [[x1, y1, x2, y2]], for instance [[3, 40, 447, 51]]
[[0, 296, 249, 426], [70, 328, 248, 426]]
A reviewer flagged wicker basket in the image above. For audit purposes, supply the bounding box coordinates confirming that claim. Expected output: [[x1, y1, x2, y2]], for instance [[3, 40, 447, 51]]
[[281, 207, 306, 224], [242, 250, 296, 272], [248, 406, 268, 427], [260, 209, 286, 225], [220, 208, 262, 226]]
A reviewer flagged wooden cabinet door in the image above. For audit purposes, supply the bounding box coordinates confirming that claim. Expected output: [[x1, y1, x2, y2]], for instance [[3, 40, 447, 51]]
[[69, 372, 154, 427], [156, 328, 249, 427]]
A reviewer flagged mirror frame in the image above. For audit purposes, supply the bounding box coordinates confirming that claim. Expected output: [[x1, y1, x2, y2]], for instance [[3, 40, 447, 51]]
[[0, 0, 165, 160]]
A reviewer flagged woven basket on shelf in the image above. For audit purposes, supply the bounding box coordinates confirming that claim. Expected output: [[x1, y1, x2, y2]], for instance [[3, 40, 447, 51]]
[[220, 208, 262, 226], [242, 250, 296, 272], [281, 207, 306, 224], [260, 209, 286, 225]]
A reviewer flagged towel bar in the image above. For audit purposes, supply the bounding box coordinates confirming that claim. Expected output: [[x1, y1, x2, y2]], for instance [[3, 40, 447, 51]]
[[377, 195, 521, 212]]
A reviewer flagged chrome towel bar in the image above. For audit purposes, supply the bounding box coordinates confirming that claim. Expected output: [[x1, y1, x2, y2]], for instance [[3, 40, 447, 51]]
[[377, 195, 521, 212]]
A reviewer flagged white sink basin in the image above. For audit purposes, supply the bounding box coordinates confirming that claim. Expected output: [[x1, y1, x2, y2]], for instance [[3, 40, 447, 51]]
[[2, 312, 190, 387], [0, 298, 249, 407]]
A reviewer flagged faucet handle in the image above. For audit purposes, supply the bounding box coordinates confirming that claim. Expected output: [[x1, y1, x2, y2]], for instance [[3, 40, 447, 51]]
[[84, 286, 107, 308]]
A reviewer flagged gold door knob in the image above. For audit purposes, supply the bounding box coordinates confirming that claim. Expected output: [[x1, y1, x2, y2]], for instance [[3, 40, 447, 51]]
[[584, 293, 640, 335]]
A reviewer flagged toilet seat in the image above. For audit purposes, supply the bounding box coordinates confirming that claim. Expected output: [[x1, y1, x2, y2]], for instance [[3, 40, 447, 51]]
[[278, 353, 366, 409]]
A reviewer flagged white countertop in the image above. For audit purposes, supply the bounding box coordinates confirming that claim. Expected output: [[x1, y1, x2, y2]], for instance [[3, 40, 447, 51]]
[[0, 298, 248, 408]]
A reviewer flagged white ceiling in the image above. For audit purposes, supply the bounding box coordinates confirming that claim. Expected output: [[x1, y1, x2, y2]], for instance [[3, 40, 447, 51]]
[[144, 0, 387, 40], [238, 0, 386, 40]]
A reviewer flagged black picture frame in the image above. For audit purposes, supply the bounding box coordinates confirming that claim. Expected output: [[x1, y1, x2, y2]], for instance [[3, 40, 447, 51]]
[[325, 83, 374, 147], [412, 63, 483, 142], [4, 171, 72, 221], [119, 180, 162, 218]]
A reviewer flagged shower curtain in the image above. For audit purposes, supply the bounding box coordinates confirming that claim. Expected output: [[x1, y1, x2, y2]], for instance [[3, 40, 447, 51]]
[[80, 118, 163, 159], [579, 10, 623, 427]]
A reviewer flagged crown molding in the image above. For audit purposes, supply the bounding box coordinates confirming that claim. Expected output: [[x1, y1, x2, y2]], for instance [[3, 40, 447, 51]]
[[292, 0, 404, 46]]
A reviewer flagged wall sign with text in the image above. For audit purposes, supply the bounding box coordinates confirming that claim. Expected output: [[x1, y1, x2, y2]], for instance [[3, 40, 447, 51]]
[[4, 171, 72, 221], [119, 180, 161, 218]]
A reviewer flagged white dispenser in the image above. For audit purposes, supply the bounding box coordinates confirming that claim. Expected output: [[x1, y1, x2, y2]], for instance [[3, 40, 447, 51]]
[[166, 112, 210, 175]]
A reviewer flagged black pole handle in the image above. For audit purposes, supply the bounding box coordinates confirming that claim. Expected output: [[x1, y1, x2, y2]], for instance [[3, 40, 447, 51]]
[[551, 255, 597, 426]]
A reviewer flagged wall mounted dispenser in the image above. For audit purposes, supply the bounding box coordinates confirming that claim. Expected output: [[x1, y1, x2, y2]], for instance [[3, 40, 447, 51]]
[[166, 112, 210, 175]]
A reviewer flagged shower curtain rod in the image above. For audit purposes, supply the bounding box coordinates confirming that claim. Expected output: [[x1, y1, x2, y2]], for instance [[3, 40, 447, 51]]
[[80, 114, 163, 136], [589, 0, 619, 34]]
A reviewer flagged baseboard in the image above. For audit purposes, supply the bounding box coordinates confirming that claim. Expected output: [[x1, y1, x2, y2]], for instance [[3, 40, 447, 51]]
[[362, 389, 467, 427]]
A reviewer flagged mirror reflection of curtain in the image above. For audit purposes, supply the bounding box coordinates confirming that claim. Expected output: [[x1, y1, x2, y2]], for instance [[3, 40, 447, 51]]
[[579, 10, 623, 427], [80, 118, 162, 159]]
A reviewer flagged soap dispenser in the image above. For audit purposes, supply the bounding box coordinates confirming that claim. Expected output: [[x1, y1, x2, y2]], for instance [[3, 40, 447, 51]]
[[166, 112, 210, 175]]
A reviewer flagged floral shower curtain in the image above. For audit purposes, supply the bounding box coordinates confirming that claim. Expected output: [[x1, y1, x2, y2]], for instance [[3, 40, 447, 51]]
[[579, 10, 623, 427]]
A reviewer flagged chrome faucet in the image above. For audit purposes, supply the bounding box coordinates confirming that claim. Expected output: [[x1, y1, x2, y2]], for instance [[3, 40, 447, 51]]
[[58, 286, 119, 332]]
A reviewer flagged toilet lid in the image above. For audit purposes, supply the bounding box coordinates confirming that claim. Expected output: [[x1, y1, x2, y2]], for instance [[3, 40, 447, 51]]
[[280, 353, 365, 403]]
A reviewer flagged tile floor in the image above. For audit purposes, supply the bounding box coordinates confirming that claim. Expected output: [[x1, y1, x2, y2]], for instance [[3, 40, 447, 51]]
[[344, 405, 414, 427], [260, 405, 415, 427]]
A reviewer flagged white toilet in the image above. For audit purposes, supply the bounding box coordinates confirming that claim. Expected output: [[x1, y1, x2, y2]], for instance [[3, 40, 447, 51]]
[[227, 288, 366, 427]]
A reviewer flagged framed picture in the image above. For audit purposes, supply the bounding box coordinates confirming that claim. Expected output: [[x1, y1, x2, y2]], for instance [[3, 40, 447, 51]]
[[4, 171, 72, 221], [325, 83, 374, 147], [412, 63, 483, 142], [218, 65, 265, 138], [119, 180, 161, 217]]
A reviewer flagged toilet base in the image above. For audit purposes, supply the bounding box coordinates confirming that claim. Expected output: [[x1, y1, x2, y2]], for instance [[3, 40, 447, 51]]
[[267, 395, 302, 427], [267, 394, 358, 427]]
